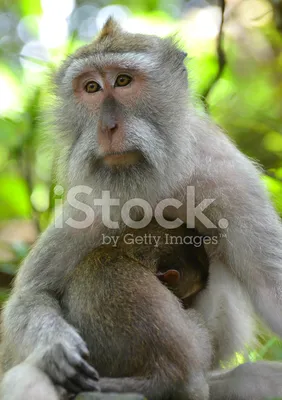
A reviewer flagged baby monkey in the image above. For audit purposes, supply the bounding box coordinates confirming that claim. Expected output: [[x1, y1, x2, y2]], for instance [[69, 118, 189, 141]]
[[156, 237, 209, 308], [59, 221, 211, 400]]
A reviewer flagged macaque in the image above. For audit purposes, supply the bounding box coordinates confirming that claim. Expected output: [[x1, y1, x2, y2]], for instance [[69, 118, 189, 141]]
[[1, 222, 211, 399], [1, 17, 282, 400]]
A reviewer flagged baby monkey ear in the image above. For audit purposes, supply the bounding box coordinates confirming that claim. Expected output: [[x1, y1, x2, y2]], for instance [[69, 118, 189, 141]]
[[157, 269, 180, 287], [98, 17, 122, 40]]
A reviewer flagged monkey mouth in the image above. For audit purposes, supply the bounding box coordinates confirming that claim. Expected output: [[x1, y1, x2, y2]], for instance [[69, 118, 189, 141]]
[[102, 151, 143, 167]]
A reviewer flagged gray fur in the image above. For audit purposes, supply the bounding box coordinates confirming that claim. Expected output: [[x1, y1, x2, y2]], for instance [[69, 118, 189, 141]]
[[1, 19, 282, 399], [209, 361, 282, 399]]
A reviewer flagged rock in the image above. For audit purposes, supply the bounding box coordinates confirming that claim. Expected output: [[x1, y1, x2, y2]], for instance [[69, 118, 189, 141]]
[[75, 393, 146, 400]]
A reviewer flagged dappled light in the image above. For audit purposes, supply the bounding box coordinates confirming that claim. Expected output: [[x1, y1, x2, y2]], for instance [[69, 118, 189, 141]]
[[0, 0, 282, 375]]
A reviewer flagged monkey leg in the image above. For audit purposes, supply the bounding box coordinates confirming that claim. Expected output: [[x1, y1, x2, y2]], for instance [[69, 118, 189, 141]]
[[209, 361, 282, 400], [0, 363, 66, 400], [99, 375, 209, 400]]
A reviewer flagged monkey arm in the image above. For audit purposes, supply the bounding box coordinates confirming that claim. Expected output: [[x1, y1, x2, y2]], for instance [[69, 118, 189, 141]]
[[2, 291, 100, 393], [185, 122, 282, 337], [204, 165, 282, 336], [2, 286, 86, 364], [1, 207, 104, 391], [193, 260, 255, 367]]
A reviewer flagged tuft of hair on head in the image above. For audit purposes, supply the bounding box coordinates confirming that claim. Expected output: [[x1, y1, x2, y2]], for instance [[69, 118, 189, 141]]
[[97, 17, 123, 41]]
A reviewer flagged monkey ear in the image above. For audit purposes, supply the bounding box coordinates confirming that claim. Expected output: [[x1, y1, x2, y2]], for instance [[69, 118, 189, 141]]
[[180, 51, 188, 61], [98, 17, 122, 40], [157, 270, 180, 287]]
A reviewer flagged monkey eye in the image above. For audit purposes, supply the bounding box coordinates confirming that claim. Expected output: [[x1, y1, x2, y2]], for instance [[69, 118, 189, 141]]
[[115, 74, 132, 87], [84, 81, 101, 93]]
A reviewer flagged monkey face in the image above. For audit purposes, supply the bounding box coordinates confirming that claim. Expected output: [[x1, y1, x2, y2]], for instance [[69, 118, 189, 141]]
[[53, 19, 191, 193], [71, 66, 153, 168]]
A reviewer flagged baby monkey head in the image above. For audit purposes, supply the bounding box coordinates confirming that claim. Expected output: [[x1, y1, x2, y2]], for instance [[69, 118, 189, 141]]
[[54, 18, 189, 191]]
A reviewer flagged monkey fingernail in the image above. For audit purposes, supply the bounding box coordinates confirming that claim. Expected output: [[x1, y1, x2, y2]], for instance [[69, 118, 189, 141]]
[[73, 375, 100, 392], [78, 358, 99, 380], [84, 379, 101, 391], [81, 346, 90, 358]]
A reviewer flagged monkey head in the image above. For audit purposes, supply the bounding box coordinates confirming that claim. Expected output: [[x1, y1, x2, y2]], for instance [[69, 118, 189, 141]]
[[156, 240, 209, 304], [53, 18, 192, 200]]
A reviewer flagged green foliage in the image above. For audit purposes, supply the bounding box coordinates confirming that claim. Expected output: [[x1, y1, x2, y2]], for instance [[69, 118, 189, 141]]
[[0, 0, 282, 368]]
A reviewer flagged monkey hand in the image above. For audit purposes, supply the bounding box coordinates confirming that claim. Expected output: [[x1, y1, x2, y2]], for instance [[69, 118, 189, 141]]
[[26, 328, 100, 395]]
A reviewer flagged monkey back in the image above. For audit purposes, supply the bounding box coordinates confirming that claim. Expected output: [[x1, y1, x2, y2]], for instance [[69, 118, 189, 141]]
[[61, 222, 211, 382]]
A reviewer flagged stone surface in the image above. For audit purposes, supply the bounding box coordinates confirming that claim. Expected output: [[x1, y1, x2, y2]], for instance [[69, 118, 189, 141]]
[[75, 393, 146, 400]]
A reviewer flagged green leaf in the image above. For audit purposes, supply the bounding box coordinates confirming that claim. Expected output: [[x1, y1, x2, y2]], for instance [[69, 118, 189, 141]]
[[21, 0, 42, 16], [0, 176, 31, 219]]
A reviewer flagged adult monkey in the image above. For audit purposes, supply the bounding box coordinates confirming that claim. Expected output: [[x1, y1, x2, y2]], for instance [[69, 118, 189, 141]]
[[1, 18, 282, 399]]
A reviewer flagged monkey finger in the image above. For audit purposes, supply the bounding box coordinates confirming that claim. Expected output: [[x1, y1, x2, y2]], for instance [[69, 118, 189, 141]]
[[77, 342, 90, 359], [69, 333, 89, 359], [70, 374, 100, 392], [50, 354, 77, 384], [77, 358, 99, 380], [63, 379, 82, 394], [64, 350, 99, 381]]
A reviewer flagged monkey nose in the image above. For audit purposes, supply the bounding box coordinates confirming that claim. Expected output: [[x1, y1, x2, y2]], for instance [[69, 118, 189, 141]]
[[109, 123, 118, 132], [100, 118, 118, 138]]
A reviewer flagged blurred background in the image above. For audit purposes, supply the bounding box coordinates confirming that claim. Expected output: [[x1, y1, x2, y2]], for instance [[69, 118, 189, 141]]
[[0, 0, 282, 366]]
